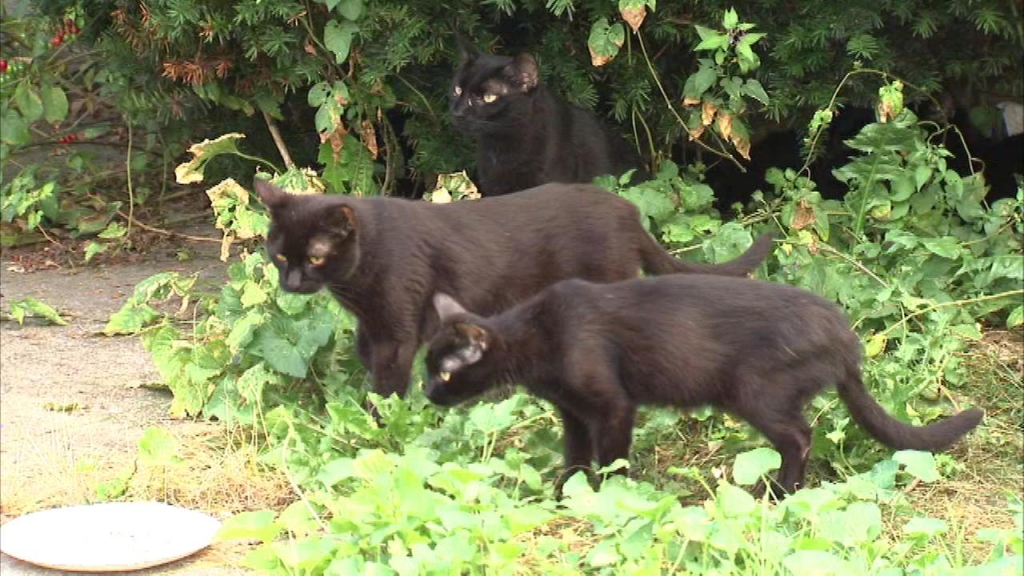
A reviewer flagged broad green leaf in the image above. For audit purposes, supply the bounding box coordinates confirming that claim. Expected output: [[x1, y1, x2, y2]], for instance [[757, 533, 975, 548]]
[[14, 83, 44, 122], [0, 111, 30, 145], [920, 236, 963, 259], [715, 483, 756, 517], [138, 427, 183, 466], [174, 133, 247, 185], [308, 82, 331, 107], [40, 83, 69, 124], [216, 510, 282, 544], [893, 450, 940, 483], [732, 447, 781, 486], [891, 174, 915, 202], [743, 78, 769, 105], [1008, 306, 1024, 328], [336, 0, 364, 20], [865, 333, 887, 357], [588, 18, 625, 66], [682, 61, 717, 100], [818, 502, 882, 545], [903, 517, 948, 537], [324, 20, 359, 64], [7, 297, 67, 326], [783, 550, 852, 576], [98, 221, 127, 239], [260, 329, 308, 378]]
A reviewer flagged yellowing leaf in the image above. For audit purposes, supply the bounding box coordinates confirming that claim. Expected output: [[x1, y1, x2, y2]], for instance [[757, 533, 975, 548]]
[[701, 101, 718, 126], [619, 4, 646, 33], [717, 113, 733, 140], [174, 133, 247, 184], [791, 199, 816, 230], [865, 333, 887, 358], [682, 96, 701, 107]]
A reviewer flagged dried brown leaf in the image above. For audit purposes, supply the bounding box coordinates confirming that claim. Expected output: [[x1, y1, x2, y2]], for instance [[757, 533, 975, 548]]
[[621, 6, 647, 33]]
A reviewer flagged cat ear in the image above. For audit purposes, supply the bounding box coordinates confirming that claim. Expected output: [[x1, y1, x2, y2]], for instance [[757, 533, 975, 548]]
[[433, 292, 468, 322], [455, 33, 480, 63], [504, 53, 539, 92], [324, 204, 357, 238], [454, 322, 489, 352], [254, 178, 288, 210]]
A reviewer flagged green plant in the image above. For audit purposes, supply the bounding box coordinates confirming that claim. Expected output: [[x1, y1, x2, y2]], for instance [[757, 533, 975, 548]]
[[3, 296, 67, 325]]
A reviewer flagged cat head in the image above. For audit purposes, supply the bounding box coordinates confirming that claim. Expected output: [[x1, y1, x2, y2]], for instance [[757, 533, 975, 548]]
[[449, 40, 539, 135], [424, 293, 499, 406], [255, 178, 360, 294]]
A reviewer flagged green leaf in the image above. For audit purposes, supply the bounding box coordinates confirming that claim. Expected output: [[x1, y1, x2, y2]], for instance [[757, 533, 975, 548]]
[[308, 82, 331, 107], [722, 8, 739, 29], [1008, 306, 1024, 328], [683, 61, 717, 100], [732, 447, 781, 486], [891, 174, 915, 202], [893, 450, 940, 483], [743, 79, 769, 105], [903, 517, 948, 538], [588, 18, 625, 66], [324, 20, 359, 64], [98, 221, 127, 239], [216, 510, 282, 544], [715, 483, 756, 517], [7, 297, 67, 326], [14, 84, 44, 122], [336, 0, 364, 20], [694, 28, 729, 51], [1, 111, 30, 145], [260, 329, 308, 378], [40, 83, 69, 124], [138, 427, 183, 466], [783, 550, 852, 576], [920, 237, 963, 259]]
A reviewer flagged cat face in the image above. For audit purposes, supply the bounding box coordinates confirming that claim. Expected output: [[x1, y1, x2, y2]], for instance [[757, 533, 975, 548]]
[[255, 179, 360, 294], [424, 293, 494, 406], [449, 42, 539, 135]]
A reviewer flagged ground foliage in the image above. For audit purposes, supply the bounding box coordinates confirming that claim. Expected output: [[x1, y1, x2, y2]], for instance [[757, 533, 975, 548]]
[[9, 2, 1021, 572], [106, 80, 1024, 574]]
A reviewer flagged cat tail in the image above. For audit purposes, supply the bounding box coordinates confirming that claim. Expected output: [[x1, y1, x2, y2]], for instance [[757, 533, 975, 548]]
[[836, 368, 984, 451], [639, 232, 774, 277]]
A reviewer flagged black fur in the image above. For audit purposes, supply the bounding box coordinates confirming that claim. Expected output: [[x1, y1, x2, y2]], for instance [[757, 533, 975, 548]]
[[255, 179, 773, 401], [451, 42, 645, 196], [424, 275, 984, 496]]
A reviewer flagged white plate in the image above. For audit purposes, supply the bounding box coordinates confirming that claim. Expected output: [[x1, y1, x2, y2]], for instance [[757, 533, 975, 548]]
[[0, 501, 221, 572]]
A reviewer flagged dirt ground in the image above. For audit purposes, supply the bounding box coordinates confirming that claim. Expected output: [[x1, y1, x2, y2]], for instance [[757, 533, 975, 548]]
[[0, 234, 257, 574]]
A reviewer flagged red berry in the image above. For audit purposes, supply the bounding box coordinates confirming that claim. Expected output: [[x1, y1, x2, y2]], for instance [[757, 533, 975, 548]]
[[71, 26, 80, 35], [52, 37, 62, 46], [64, 18, 74, 28], [0, 60, 7, 74]]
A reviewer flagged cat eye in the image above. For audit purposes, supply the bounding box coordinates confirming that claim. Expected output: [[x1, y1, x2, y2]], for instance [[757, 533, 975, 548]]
[[482, 93, 498, 103], [439, 371, 452, 382], [308, 255, 326, 266], [274, 254, 288, 264], [453, 86, 462, 96]]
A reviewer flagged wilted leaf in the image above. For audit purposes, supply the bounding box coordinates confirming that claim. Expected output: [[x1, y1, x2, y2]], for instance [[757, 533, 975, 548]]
[[790, 199, 816, 230], [174, 133, 247, 184], [717, 112, 733, 141], [359, 120, 379, 159], [701, 101, 717, 126], [865, 333, 887, 357], [619, 0, 647, 32]]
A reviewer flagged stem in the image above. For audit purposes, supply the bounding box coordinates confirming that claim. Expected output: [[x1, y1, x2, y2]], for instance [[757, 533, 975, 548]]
[[394, 74, 437, 120], [262, 110, 294, 169], [636, 32, 745, 172], [114, 211, 221, 244], [878, 290, 1024, 339], [121, 122, 135, 249]]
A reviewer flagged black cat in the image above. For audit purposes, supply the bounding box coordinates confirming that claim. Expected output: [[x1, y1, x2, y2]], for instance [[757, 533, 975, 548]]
[[256, 178, 772, 402], [450, 41, 645, 196], [423, 275, 984, 496]]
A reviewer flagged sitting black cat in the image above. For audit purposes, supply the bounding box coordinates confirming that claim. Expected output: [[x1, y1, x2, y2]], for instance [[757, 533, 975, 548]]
[[451, 41, 645, 196], [423, 275, 984, 496], [256, 178, 772, 402]]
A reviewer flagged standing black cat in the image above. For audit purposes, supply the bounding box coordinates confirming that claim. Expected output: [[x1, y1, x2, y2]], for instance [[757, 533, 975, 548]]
[[256, 179, 772, 402], [450, 41, 644, 196], [423, 275, 984, 496]]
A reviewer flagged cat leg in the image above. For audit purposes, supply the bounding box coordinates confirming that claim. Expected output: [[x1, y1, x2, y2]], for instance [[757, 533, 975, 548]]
[[591, 401, 637, 478], [355, 324, 373, 369], [732, 401, 812, 498], [554, 407, 596, 498], [363, 339, 418, 425]]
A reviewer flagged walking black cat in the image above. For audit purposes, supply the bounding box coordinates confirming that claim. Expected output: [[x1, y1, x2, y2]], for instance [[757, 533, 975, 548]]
[[450, 40, 645, 195], [256, 179, 772, 402], [423, 275, 984, 497]]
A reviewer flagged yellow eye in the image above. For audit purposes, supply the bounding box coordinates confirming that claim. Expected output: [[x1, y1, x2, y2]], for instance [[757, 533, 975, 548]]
[[454, 86, 462, 96], [482, 93, 497, 103], [308, 255, 325, 266], [274, 254, 287, 264], [439, 371, 451, 382]]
